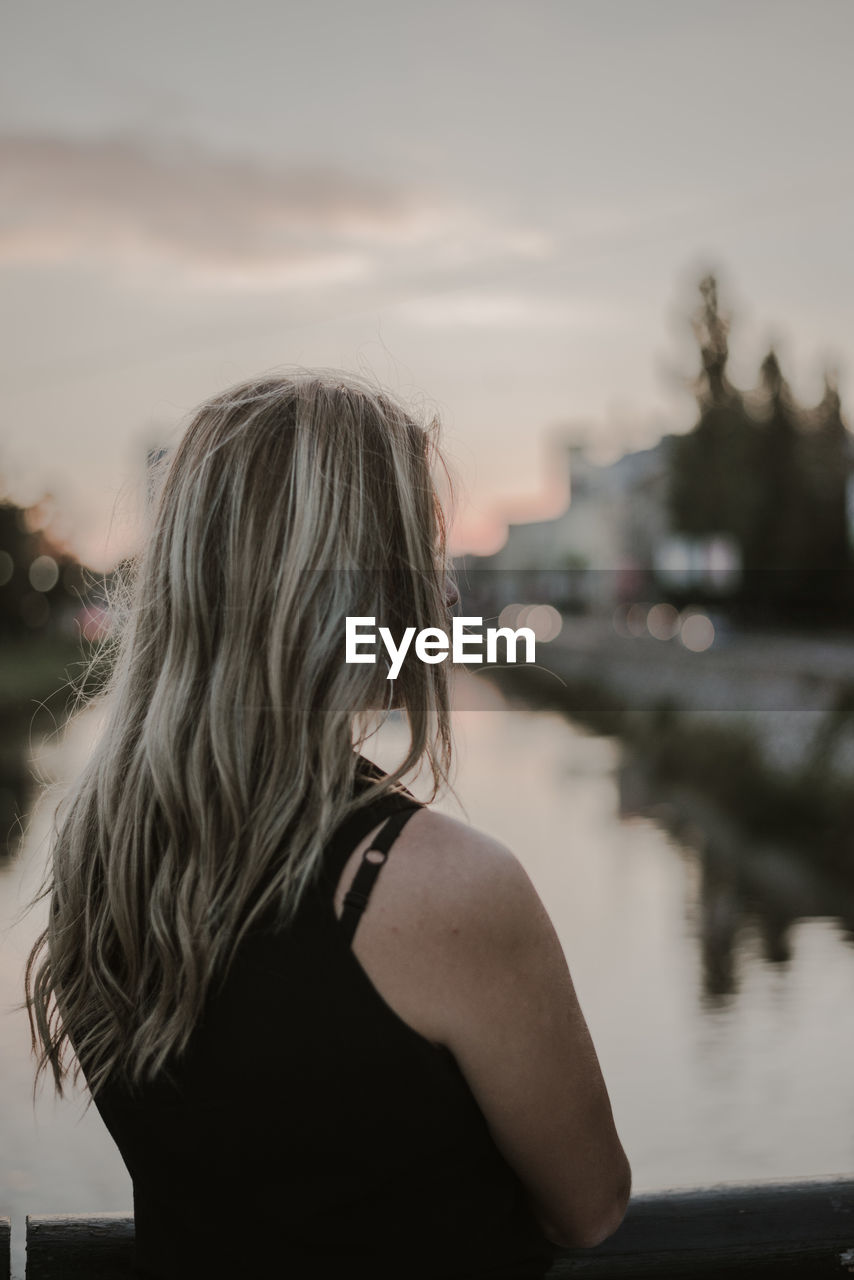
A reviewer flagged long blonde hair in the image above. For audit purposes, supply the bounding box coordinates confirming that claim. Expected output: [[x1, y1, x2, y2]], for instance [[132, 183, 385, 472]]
[[26, 369, 455, 1095]]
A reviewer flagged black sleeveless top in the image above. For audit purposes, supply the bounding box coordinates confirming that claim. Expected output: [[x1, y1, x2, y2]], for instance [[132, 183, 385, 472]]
[[91, 763, 557, 1279]]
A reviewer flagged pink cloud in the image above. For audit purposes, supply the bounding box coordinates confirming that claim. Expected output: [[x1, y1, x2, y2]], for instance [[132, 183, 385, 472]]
[[0, 133, 435, 277]]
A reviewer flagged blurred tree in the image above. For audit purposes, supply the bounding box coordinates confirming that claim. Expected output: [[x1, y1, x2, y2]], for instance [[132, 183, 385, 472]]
[[0, 491, 83, 638], [803, 370, 853, 567], [668, 274, 761, 553], [798, 369, 854, 614], [747, 351, 854, 616], [748, 348, 809, 591], [0, 498, 40, 637], [668, 275, 854, 622]]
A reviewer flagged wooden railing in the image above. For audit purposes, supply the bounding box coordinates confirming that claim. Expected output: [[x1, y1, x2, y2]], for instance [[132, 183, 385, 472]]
[[5, 1177, 854, 1277]]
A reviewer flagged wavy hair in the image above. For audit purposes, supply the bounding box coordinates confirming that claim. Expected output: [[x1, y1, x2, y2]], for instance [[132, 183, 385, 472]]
[[26, 368, 455, 1095]]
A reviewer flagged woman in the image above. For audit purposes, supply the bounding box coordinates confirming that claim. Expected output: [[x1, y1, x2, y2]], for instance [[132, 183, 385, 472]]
[[26, 369, 630, 1279]]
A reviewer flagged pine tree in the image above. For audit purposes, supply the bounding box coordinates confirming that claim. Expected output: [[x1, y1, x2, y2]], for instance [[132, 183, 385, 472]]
[[668, 274, 760, 553]]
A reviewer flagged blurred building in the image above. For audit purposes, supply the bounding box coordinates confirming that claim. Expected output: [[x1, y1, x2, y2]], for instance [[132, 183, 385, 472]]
[[456, 438, 674, 613]]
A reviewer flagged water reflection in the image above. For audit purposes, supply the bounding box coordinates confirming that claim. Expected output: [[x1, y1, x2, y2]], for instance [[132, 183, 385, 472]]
[[617, 749, 854, 1003]]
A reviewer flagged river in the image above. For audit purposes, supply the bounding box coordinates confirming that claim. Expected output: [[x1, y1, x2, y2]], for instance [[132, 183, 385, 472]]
[[2, 684, 854, 1276]]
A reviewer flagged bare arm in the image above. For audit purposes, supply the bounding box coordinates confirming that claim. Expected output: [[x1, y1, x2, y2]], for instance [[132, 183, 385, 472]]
[[336, 808, 631, 1248]]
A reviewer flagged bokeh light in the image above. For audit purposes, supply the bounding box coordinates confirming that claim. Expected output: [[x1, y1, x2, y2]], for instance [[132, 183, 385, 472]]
[[647, 602, 680, 641], [626, 602, 651, 638], [680, 611, 715, 652], [29, 555, 59, 593], [524, 604, 563, 643]]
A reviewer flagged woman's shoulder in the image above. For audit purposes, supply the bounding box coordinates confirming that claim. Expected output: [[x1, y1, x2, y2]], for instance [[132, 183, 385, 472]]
[[394, 805, 516, 868], [335, 804, 556, 1045], [347, 805, 539, 951]]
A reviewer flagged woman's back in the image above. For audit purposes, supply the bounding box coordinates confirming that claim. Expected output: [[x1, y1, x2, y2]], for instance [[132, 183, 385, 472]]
[[27, 370, 629, 1277], [91, 764, 556, 1279]]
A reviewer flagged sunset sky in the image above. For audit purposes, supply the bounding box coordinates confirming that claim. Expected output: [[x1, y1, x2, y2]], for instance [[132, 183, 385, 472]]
[[2, 0, 854, 566]]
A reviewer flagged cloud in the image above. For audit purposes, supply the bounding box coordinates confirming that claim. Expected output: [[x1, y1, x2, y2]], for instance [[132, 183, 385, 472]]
[[0, 133, 550, 290], [394, 291, 615, 330]]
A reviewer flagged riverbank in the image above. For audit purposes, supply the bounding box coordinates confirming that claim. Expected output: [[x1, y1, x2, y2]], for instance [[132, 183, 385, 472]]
[[484, 615, 854, 881]]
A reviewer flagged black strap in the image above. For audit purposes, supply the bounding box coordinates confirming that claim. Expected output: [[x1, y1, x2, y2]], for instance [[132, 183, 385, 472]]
[[339, 806, 418, 946]]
